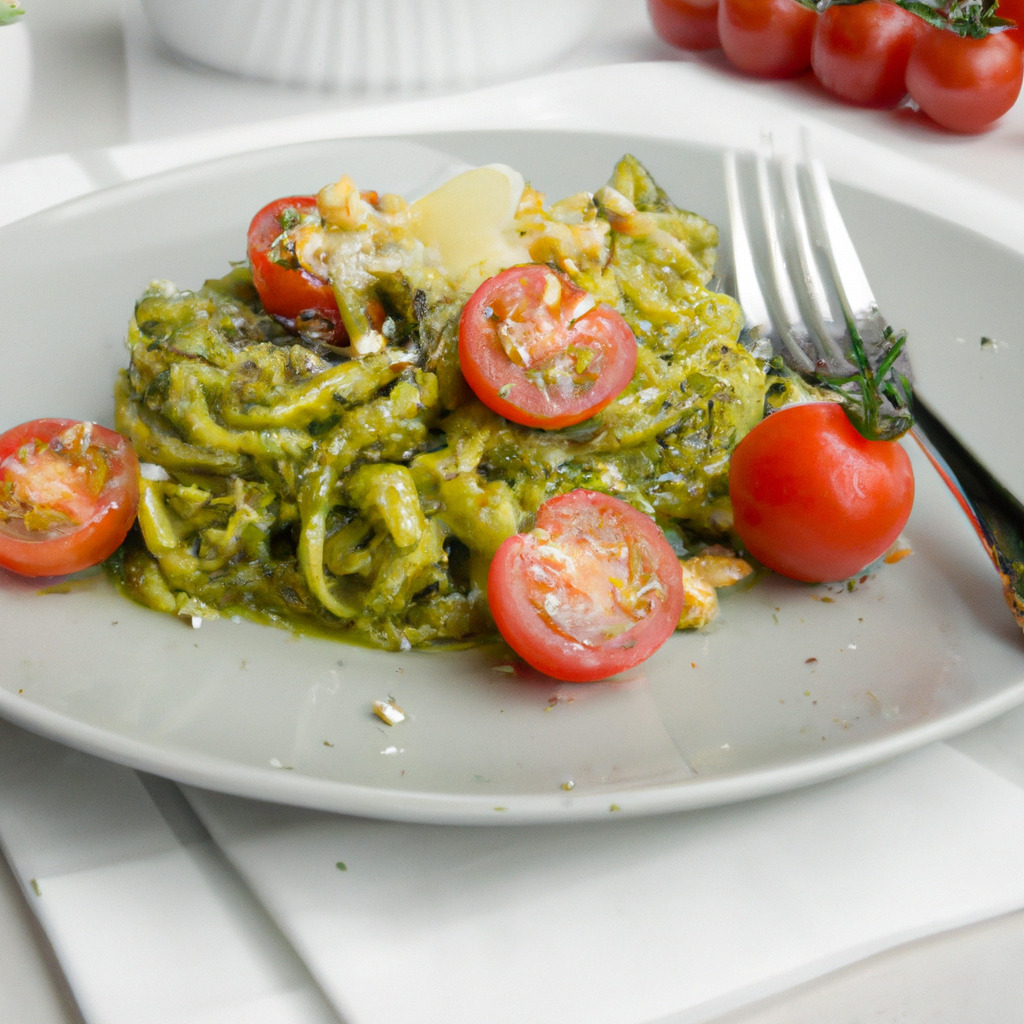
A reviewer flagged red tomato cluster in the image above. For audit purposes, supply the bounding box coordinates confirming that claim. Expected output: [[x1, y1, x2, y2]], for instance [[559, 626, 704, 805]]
[[648, 0, 1024, 133]]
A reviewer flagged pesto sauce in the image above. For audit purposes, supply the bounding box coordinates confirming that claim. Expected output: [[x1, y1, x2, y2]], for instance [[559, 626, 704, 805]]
[[113, 157, 771, 651]]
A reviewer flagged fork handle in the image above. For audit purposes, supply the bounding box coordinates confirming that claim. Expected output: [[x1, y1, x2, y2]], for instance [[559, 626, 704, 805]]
[[910, 395, 1024, 631]]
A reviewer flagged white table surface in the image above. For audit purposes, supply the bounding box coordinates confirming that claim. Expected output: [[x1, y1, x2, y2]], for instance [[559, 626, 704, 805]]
[[3, 1, 1024, 1021]]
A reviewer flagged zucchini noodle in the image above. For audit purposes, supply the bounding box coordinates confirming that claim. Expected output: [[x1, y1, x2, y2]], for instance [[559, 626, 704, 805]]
[[112, 155, 780, 649]]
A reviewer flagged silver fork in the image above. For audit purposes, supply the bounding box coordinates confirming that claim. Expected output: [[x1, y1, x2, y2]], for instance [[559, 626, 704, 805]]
[[723, 147, 1024, 633]]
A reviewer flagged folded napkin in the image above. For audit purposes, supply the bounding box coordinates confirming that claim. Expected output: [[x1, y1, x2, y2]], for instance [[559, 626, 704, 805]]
[[5, 712, 1024, 1024], [5, 711, 1019, 1024], [179, 745, 1024, 1024], [0, 721, 338, 1024]]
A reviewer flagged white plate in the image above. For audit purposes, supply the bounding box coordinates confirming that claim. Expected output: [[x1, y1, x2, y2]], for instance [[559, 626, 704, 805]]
[[2, 131, 1023, 825]]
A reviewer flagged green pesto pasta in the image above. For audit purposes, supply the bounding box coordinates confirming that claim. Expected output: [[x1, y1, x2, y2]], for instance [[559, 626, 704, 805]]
[[112, 155, 773, 650]]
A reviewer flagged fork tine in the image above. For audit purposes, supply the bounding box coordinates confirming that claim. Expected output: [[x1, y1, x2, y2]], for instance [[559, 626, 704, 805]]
[[725, 150, 813, 375], [777, 156, 853, 371], [722, 152, 772, 346], [797, 153, 917, 430], [798, 154, 910, 391], [752, 152, 819, 373], [802, 156, 883, 336]]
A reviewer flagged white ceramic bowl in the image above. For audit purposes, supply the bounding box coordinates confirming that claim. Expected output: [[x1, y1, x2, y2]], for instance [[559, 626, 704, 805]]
[[139, 0, 602, 93]]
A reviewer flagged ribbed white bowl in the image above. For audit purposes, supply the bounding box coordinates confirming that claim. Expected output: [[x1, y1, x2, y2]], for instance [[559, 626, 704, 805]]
[[139, 0, 602, 93]]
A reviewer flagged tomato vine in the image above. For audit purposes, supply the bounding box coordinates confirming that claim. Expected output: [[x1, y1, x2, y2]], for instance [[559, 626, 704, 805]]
[[882, 1, 1016, 37], [798, 0, 1016, 37], [816, 322, 914, 442]]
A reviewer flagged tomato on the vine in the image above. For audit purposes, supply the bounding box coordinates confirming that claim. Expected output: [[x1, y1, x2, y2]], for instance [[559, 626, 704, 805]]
[[811, 0, 926, 107], [458, 264, 637, 430], [487, 489, 684, 682], [247, 196, 342, 339], [906, 26, 1023, 132], [649, 0, 1022, 131], [647, 0, 721, 50], [728, 402, 914, 583], [0, 419, 140, 578], [717, 0, 817, 78]]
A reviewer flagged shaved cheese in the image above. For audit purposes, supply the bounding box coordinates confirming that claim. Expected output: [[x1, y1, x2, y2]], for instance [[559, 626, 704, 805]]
[[409, 165, 532, 286]]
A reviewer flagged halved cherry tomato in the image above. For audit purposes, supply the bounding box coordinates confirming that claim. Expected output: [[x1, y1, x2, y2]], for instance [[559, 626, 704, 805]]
[[717, 0, 817, 78], [905, 26, 1023, 133], [246, 196, 342, 339], [811, 1, 926, 108], [728, 402, 914, 583], [458, 264, 637, 430], [647, 0, 721, 50], [0, 418, 140, 578], [487, 489, 684, 682]]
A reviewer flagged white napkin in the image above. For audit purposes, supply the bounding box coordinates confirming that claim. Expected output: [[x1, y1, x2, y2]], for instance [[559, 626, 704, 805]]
[[0, 721, 337, 1024], [182, 741, 1024, 1024], [5, 714, 1024, 1024]]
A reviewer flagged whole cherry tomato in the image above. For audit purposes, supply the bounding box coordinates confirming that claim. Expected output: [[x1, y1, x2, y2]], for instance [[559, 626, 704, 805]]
[[905, 26, 1023, 132], [811, 1, 926, 107], [647, 0, 720, 50], [728, 402, 914, 583], [717, 0, 817, 78]]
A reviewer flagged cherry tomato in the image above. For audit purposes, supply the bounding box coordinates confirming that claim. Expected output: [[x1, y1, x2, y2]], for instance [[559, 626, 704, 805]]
[[998, 0, 1024, 50], [647, 0, 720, 50], [717, 0, 817, 78], [458, 264, 637, 430], [811, 1, 926, 108], [728, 402, 914, 583], [487, 489, 684, 682], [246, 196, 342, 337], [0, 419, 140, 578], [906, 27, 1023, 132]]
